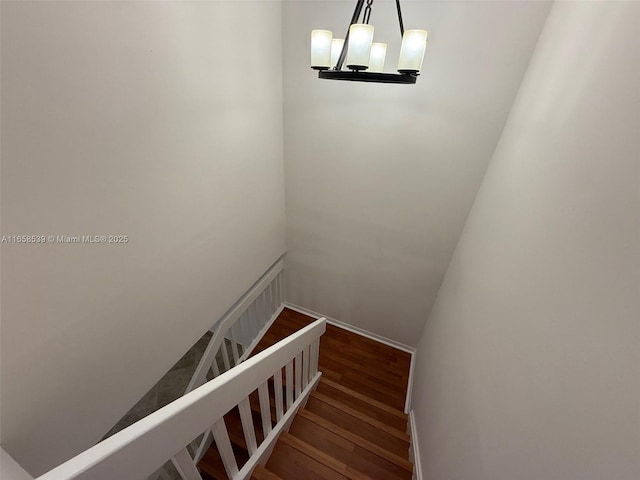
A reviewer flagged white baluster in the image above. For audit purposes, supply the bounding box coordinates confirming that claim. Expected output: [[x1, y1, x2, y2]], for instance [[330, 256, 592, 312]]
[[211, 361, 220, 378], [194, 430, 214, 465], [294, 352, 302, 400], [279, 271, 285, 306], [285, 360, 294, 410], [302, 345, 310, 388], [229, 325, 240, 365], [264, 283, 271, 318], [250, 298, 257, 337], [258, 382, 272, 436], [273, 368, 284, 422], [238, 397, 258, 455], [259, 291, 266, 328], [171, 448, 203, 480], [211, 418, 239, 479], [220, 341, 231, 372], [240, 311, 249, 346], [249, 303, 259, 340], [311, 338, 320, 375], [264, 288, 270, 324], [268, 282, 275, 316]]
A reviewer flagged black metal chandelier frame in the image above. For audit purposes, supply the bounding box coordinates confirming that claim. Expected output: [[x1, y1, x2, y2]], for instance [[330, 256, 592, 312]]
[[317, 0, 418, 84]]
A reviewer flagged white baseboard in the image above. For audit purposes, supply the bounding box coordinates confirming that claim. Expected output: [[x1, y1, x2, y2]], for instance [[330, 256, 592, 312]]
[[284, 303, 415, 355], [405, 349, 416, 413], [408, 410, 423, 480]]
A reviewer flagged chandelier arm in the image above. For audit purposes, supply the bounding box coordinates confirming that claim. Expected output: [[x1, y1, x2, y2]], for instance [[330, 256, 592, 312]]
[[395, 0, 405, 37], [334, 0, 366, 71], [363, 0, 374, 25]]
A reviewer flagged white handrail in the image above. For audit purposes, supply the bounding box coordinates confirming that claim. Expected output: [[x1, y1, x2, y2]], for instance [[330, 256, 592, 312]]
[[36, 318, 326, 480]]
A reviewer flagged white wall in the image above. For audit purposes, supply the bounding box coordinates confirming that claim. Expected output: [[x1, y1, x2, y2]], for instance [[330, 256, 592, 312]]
[[0, 1, 284, 475], [411, 2, 640, 479], [282, 1, 551, 346]]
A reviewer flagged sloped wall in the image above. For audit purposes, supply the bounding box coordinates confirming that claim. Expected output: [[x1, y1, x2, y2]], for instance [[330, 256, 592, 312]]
[[0, 1, 285, 475], [411, 2, 640, 478]]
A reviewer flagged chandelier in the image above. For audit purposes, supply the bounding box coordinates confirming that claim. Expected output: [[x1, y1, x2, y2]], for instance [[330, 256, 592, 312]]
[[311, 0, 428, 84]]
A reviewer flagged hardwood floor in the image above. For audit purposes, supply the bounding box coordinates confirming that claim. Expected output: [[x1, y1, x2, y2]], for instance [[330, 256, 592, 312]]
[[198, 307, 413, 480]]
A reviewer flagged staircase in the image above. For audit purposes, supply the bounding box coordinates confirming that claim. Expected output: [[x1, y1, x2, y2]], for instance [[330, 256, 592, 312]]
[[199, 309, 413, 480], [31, 307, 412, 480]]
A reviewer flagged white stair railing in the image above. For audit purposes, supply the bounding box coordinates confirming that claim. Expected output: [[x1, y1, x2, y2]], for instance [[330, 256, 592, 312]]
[[36, 318, 326, 480], [186, 259, 285, 393], [182, 259, 286, 464]]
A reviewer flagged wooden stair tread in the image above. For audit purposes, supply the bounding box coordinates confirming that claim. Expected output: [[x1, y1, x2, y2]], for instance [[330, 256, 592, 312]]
[[296, 408, 413, 475], [309, 391, 410, 442], [319, 378, 408, 419], [318, 367, 407, 412], [279, 432, 374, 480], [289, 414, 412, 480], [319, 348, 409, 385], [304, 396, 410, 458], [251, 464, 283, 480], [321, 328, 410, 371], [266, 438, 348, 480], [317, 378, 408, 431], [266, 432, 373, 480], [318, 346, 409, 388]]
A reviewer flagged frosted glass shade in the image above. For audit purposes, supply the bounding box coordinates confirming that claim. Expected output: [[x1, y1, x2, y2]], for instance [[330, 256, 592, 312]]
[[398, 29, 428, 73], [346, 24, 374, 70], [330, 38, 345, 68], [368, 43, 387, 72], [311, 30, 333, 70]]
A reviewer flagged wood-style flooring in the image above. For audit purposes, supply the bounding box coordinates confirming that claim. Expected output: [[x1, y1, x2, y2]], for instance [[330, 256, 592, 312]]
[[198, 307, 413, 480]]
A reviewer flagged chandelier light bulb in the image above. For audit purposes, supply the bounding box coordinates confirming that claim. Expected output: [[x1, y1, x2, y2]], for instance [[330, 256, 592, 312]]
[[311, 30, 333, 70], [368, 43, 387, 72], [346, 24, 374, 70], [398, 29, 428, 73]]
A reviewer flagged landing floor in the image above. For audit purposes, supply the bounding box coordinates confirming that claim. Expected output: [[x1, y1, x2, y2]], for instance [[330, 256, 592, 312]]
[[253, 308, 411, 411]]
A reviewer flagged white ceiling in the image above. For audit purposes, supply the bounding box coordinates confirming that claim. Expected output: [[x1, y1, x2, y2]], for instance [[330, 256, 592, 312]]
[[282, 0, 553, 346]]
